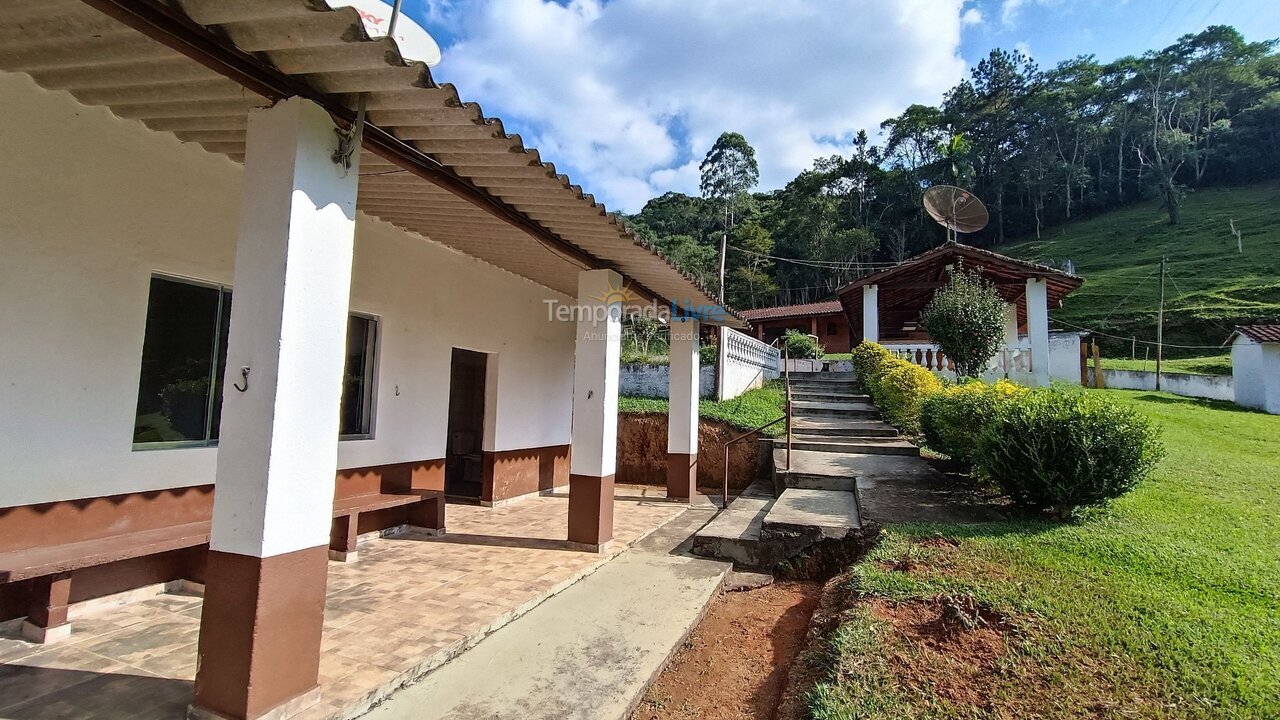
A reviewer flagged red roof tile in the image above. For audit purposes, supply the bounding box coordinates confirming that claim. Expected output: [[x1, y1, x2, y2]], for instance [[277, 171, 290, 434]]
[[738, 301, 844, 321], [1234, 324, 1280, 343]]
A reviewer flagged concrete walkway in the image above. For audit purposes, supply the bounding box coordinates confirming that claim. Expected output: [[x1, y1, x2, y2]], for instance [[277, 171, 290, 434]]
[[363, 504, 728, 720]]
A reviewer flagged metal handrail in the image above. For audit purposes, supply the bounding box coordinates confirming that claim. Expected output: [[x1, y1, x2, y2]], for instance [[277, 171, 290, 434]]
[[719, 345, 793, 510]]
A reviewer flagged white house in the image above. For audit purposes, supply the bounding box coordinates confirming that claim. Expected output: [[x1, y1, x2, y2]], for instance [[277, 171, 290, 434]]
[[1229, 325, 1280, 414], [0, 3, 742, 718]]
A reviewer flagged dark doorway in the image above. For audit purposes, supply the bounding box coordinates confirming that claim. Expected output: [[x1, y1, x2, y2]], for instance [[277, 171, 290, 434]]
[[445, 348, 488, 499]]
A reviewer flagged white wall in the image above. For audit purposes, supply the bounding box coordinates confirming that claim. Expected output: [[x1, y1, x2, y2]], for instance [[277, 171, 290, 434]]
[[0, 72, 575, 507], [1232, 337, 1266, 410], [1091, 369, 1235, 401], [717, 327, 781, 400], [1048, 331, 1085, 384]]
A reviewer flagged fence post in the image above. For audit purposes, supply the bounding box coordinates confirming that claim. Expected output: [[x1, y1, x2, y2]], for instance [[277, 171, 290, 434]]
[[1079, 340, 1089, 387], [1092, 342, 1105, 389]]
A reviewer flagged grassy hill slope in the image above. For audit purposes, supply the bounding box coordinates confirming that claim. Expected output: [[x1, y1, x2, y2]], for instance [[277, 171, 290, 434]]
[[1001, 181, 1280, 358]]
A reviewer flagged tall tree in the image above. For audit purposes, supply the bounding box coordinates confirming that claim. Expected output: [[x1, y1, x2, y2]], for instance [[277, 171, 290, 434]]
[[699, 132, 759, 302]]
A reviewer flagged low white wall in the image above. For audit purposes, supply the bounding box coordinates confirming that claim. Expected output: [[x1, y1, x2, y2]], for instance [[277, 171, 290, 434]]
[[619, 364, 715, 399], [1090, 368, 1234, 401], [1048, 331, 1085, 383], [0, 72, 576, 507], [717, 327, 781, 400]]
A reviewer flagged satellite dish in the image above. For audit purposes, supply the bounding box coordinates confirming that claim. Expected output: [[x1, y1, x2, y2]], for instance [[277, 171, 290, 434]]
[[922, 185, 989, 243], [328, 1, 442, 67]]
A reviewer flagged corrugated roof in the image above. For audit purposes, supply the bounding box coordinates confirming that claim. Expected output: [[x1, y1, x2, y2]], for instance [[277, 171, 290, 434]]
[[0, 0, 742, 326], [738, 301, 844, 321], [1232, 324, 1280, 344]]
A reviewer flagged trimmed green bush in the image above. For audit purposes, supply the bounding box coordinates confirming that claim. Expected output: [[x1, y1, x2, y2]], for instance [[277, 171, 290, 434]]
[[920, 379, 1027, 464], [974, 390, 1164, 517], [782, 329, 825, 360], [867, 362, 943, 435], [849, 341, 892, 388]]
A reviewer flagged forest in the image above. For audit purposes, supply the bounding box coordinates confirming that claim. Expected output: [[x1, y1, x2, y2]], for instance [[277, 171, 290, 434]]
[[623, 26, 1280, 311]]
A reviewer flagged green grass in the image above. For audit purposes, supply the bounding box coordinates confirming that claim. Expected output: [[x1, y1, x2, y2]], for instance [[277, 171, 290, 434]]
[[1002, 181, 1280, 361], [1103, 353, 1233, 376], [809, 390, 1280, 719], [619, 380, 787, 436]]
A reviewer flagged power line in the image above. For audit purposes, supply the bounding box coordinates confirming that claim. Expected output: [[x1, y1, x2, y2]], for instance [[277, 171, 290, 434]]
[[1100, 266, 1159, 324], [728, 244, 901, 269], [1054, 317, 1226, 350]]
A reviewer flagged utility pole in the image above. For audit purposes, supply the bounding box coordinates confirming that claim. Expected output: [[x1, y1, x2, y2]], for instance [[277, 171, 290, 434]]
[[1156, 256, 1166, 391]]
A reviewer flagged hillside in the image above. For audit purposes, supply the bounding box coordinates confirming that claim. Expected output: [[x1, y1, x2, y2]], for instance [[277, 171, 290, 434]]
[[1001, 181, 1280, 358]]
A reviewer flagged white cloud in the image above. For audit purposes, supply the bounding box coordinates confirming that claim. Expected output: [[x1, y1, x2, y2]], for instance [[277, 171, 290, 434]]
[[961, 7, 984, 26], [1001, 0, 1026, 26], [1000, 0, 1063, 28], [1014, 40, 1033, 59], [427, 0, 969, 211]]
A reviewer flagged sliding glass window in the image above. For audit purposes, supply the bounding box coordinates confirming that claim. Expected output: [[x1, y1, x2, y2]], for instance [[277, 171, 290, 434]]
[[133, 275, 377, 447]]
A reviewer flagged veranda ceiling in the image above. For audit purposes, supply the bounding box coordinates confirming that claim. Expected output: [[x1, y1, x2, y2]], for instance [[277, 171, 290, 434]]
[[0, 0, 742, 326]]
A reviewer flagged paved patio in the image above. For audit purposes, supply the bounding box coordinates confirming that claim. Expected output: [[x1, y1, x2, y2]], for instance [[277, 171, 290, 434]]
[[0, 487, 687, 720]]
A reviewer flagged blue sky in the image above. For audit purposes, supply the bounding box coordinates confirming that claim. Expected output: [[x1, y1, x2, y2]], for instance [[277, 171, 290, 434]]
[[395, 0, 1280, 212]]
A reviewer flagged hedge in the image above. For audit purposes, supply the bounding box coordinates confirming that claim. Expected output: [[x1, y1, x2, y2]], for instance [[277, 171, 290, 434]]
[[920, 379, 1027, 464], [849, 341, 1162, 517], [974, 389, 1164, 518]]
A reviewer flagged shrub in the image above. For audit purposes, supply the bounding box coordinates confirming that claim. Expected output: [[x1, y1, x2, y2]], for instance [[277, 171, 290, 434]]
[[849, 341, 893, 388], [781, 329, 825, 360], [920, 266, 1006, 378], [867, 361, 943, 435], [699, 343, 718, 366], [921, 379, 1027, 464], [974, 390, 1164, 517]]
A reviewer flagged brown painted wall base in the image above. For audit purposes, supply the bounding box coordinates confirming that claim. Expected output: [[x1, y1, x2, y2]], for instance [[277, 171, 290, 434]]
[[567, 474, 614, 549], [481, 444, 570, 504], [666, 453, 697, 501], [193, 546, 328, 720]]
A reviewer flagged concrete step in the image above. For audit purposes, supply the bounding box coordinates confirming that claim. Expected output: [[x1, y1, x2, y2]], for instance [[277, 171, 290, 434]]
[[789, 381, 860, 391], [760, 488, 861, 541], [789, 391, 871, 403], [774, 471, 857, 493], [779, 436, 921, 456], [689, 479, 809, 571], [787, 371, 857, 381], [790, 400, 881, 418], [790, 418, 899, 438]]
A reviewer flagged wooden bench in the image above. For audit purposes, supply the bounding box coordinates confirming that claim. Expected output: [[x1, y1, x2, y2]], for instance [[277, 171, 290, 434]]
[[328, 490, 445, 562], [0, 521, 212, 642], [1, 489, 446, 643]]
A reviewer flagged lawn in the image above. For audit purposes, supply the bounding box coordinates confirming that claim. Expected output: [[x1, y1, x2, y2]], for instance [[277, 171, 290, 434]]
[[1102, 353, 1233, 376], [808, 389, 1280, 719], [619, 380, 787, 436], [1001, 181, 1280, 356]]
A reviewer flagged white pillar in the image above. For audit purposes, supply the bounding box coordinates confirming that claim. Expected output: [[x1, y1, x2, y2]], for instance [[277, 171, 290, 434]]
[[1003, 303, 1020, 347], [568, 269, 623, 551], [862, 284, 879, 343], [667, 318, 700, 501], [1026, 278, 1051, 387], [193, 97, 358, 720]]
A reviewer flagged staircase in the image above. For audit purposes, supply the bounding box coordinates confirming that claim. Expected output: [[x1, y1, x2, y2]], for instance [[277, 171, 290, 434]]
[[692, 371, 911, 570]]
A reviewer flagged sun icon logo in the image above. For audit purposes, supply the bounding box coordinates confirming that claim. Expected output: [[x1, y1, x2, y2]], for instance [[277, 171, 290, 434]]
[[592, 276, 639, 306]]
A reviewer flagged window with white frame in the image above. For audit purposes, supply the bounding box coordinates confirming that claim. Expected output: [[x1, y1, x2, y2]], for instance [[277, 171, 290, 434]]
[[132, 275, 377, 446]]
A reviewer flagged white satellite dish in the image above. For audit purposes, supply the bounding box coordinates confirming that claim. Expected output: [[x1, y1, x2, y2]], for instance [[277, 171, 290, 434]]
[[328, 0, 442, 67]]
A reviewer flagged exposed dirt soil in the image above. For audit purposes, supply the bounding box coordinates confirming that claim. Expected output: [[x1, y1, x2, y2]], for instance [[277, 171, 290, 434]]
[[868, 596, 1016, 708], [632, 581, 821, 720], [617, 414, 764, 492]]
